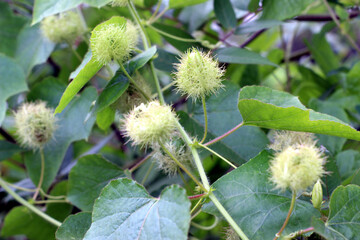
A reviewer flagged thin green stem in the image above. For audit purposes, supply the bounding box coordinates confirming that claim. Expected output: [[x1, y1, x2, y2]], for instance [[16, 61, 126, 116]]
[[148, 0, 162, 22], [204, 122, 244, 146], [129, 153, 153, 173], [200, 96, 208, 144], [151, 82, 175, 98], [127, 0, 165, 104], [198, 143, 237, 169], [147, 24, 200, 43], [148, 6, 169, 24], [191, 216, 219, 230], [159, 142, 207, 192], [67, 41, 83, 62], [191, 198, 204, 215], [118, 61, 151, 101], [0, 177, 61, 227], [5, 182, 36, 192], [141, 161, 155, 185], [178, 169, 193, 194], [274, 191, 297, 240], [34, 199, 69, 204], [33, 149, 45, 200]]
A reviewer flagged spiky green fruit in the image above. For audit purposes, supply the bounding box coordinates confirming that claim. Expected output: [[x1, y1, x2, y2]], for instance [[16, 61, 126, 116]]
[[270, 143, 325, 192], [269, 131, 316, 152], [14, 102, 56, 150], [174, 48, 224, 100], [153, 139, 191, 175], [90, 19, 138, 65], [40, 11, 84, 43], [123, 101, 178, 146]]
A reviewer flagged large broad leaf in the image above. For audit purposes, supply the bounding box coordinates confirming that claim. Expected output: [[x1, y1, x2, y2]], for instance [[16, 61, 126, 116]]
[[0, 141, 22, 162], [0, 55, 27, 126], [168, 0, 208, 8], [238, 86, 360, 141], [214, 0, 237, 29], [313, 185, 360, 239], [203, 151, 320, 239], [55, 16, 127, 114], [56, 212, 92, 240], [180, 82, 268, 163], [235, 20, 283, 35], [261, 0, 315, 20], [32, 0, 112, 25], [25, 87, 97, 190], [0, 2, 27, 56], [214, 47, 277, 66], [1, 181, 72, 240], [68, 154, 124, 211], [15, 24, 55, 76], [84, 178, 191, 240]]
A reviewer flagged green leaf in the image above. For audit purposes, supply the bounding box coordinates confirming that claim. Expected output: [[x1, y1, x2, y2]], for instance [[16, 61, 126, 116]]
[[0, 2, 27, 56], [84, 178, 191, 240], [168, 0, 208, 9], [235, 20, 283, 34], [68, 154, 124, 211], [214, 0, 237, 29], [336, 150, 360, 180], [69, 50, 93, 80], [180, 82, 268, 163], [261, 0, 315, 20], [214, 47, 277, 66], [0, 141, 22, 162], [15, 24, 55, 76], [238, 86, 360, 141], [1, 181, 72, 240], [55, 16, 127, 114], [93, 46, 156, 114], [56, 212, 92, 240], [0, 54, 27, 125], [313, 185, 360, 239], [203, 151, 320, 239], [32, 0, 112, 25], [96, 106, 116, 131], [151, 23, 202, 52], [25, 87, 97, 190]]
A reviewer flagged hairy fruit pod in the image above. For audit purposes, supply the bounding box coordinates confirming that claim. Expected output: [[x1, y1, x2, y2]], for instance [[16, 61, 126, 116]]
[[41, 11, 85, 43], [123, 101, 178, 146], [312, 179, 323, 209], [14, 102, 56, 150], [174, 48, 224, 100]]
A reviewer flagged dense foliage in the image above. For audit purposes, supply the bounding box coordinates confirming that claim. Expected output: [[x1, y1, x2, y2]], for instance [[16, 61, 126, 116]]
[[1, 0, 360, 239]]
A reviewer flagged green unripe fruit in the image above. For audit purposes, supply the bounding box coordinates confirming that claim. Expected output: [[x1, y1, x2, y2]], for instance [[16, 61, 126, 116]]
[[312, 180, 323, 209], [123, 101, 178, 146], [270, 143, 325, 192], [40, 11, 85, 43], [90, 19, 139, 65], [269, 131, 316, 152], [14, 102, 56, 150], [174, 48, 224, 100]]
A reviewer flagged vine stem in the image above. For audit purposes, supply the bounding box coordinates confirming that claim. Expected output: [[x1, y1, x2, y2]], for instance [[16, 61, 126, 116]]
[[200, 96, 208, 144], [285, 227, 314, 238], [0, 177, 61, 227], [204, 122, 244, 146], [159, 142, 207, 192], [322, 0, 360, 55], [146, 24, 200, 43], [33, 149, 45, 200], [127, 0, 165, 104], [141, 161, 154, 185], [274, 191, 297, 240], [118, 61, 151, 101], [129, 153, 152, 173], [198, 143, 237, 169], [191, 216, 219, 230], [176, 122, 249, 240]]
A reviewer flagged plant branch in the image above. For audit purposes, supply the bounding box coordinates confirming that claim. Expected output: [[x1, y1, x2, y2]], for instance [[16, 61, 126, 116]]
[[0, 127, 17, 144], [33, 149, 45, 200], [274, 191, 297, 240], [128, 153, 152, 173], [240, 29, 266, 48], [198, 143, 237, 169], [191, 216, 219, 230], [204, 122, 244, 146], [146, 24, 200, 43], [322, 0, 360, 55], [0, 177, 61, 227], [285, 227, 315, 239], [141, 161, 154, 185], [294, 11, 360, 22], [200, 96, 208, 144]]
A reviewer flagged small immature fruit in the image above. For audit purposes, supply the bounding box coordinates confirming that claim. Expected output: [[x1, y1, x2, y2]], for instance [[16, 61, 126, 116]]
[[111, 0, 129, 7], [90, 19, 139, 65], [41, 11, 84, 44], [312, 179, 323, 209], [123, 101, 178, 146], [269, 130, 315, 152], [153, 140, 191, 175], [14, 102, 56, 150], [270, 143, 325, 192], [174, 48, 224, 100]]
